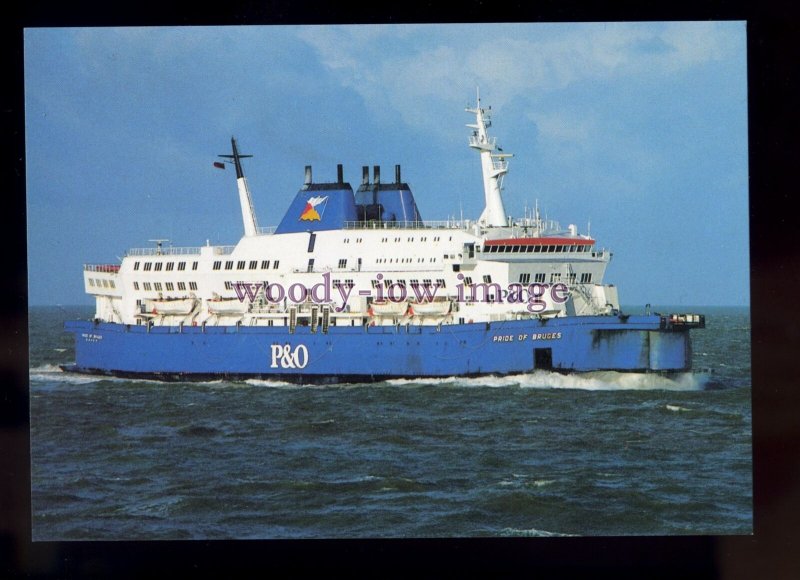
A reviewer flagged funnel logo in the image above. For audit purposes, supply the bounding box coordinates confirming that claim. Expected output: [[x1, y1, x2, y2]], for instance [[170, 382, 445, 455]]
[[299, 195, 329, 221]]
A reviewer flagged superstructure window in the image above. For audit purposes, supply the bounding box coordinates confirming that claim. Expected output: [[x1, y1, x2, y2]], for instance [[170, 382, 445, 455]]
[[178, 282, 186, 290], [580, 273, 593, 284], [189, 282, 198, 290], [154, 263, 163, 271], [249, 260, 258, 270], [483, 275, 493, 284], [192, 261, 198, 270], [177, 261, 186, 271], [338, 259, 347, 269], [262, 260, 270, 269], [550, 273, 561, 283], [225, 261, 234, 270], [143, 282, 152, 291], [213, 261, 222, 270], [133, 281, 139, 290], [154, 282, 162, 291], [144, 262, 152, 271], [133, 261, 140, 271], [166, 282, 174, 291], [237, 261, 246, 270], [166, 262, 174, 271], [519, 273, 531, 284], [535, 273, 546, 283]]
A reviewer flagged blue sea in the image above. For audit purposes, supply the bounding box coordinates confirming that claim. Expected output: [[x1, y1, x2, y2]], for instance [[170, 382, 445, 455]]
[[29, 305, 752, 540]]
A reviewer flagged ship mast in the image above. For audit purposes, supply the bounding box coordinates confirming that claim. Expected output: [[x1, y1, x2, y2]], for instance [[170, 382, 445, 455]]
[[466, 89, 513, 227], [219, 137, 259, 237]]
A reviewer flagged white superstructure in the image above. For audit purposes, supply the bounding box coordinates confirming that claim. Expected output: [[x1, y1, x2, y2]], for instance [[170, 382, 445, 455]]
[[83, 97, 620, 330]]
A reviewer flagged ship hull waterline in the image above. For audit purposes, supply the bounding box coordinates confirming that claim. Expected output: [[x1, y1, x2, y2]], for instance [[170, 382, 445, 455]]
[[63, 314, 694, 384]]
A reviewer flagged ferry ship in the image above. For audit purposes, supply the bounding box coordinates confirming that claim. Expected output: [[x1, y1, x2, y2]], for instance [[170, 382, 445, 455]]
[[63, 95, 704, 383]]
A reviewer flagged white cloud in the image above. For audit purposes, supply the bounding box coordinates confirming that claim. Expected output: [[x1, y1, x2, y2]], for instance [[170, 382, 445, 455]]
[[296, 22, 743, 131]]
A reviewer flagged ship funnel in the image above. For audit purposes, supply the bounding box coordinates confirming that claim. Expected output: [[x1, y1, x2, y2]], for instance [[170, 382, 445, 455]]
[[304, 165, 312, 186], [337, 164, 344, 184], [373, 165, 381, 184], [362, 166, 370, 185], [395, 164, 401, 184]]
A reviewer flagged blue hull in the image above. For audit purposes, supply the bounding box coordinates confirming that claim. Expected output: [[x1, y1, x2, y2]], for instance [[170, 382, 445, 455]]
[[64, 315, 695, 383]]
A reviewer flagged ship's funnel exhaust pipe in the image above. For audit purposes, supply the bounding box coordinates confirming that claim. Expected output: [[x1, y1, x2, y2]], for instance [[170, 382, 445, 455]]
[[395, 164, 401, 184], [337, 164, 344, 184], [362, 166, 369, 185], [304, 165, 312, 186], [373, 165, 380, 184]]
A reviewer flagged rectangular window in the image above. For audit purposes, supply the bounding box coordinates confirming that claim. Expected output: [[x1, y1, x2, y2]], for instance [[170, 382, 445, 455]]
[[109, 280, 115, 288], [519, 273, 531, 284], [133, 281, 139, 290], [580, 273, 593, 284], [566, 273, 576, 284], [483, 275, 492, 284], [154, 282, 162, 291], [249, 260, 258, 270], [338, 258, 347, 269], [436, 278, 446, 288], [189, 282, 198, 290], [224, 281, 233, 290], [178, 281, 186, 290], [143, 282, 152, 291], [177, 261, 186, 271], [273, 260, 279, 269], [535, 273, 546, 283], [133, 261, 140, 271], [463, 277, 473, 286], [102, 279, 109, 288], [225, 261, 234, 270], [308, 232, 317, 253], [166, 262, 174, 271], [213, 261, 222, 270], [237, 260, 246, 270], [262, 260, 270, 269], [550, 273, 561, 283], [88, 278, 95, 287], [192, 261, 198, 270], [307, 259, 315, 273], [166, 282, 174, 291], [154, 262, 163, 271], [144, 262, 152, 271]]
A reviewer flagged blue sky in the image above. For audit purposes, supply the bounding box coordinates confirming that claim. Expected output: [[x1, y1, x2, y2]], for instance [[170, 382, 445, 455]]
[[24, 23, 748, 306]]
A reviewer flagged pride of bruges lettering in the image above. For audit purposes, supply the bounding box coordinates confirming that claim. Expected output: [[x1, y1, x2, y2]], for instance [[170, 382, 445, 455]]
[[492, 332, 563, 342]]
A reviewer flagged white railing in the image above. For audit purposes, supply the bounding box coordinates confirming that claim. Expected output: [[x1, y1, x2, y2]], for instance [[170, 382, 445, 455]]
[[343, 220, 468, 230], [84, 264, 120, 272], [126, 246, 202, 256], [213, 246, 236, 255], [256, 226, 277, 235]]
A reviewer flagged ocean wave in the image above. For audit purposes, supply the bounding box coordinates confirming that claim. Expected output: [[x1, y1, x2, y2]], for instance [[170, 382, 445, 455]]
[[498, 527, 574, 537]]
